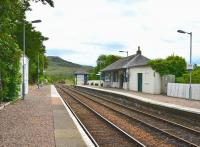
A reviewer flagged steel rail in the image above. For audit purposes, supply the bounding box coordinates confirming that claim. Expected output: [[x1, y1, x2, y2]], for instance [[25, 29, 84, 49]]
[[76, 86, 200, 134], [61, 85, 199, 147], [56, 85, 146, 147], [56, 86, 99, 147]]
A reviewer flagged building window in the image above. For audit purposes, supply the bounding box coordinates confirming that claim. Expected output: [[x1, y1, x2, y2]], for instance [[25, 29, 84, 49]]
[[105, 73, 111, 82]]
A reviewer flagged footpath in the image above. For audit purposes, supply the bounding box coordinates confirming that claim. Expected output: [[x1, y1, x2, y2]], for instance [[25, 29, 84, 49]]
[[0, 85, 92, 147]]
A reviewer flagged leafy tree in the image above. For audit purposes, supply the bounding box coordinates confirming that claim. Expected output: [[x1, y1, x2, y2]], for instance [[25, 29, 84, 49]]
[[89, 55, 122, 80], [0, 0, 54, 102], [176, 65, 200, 83], [14, 22, 49, 83], [148, 55, 186, 77]]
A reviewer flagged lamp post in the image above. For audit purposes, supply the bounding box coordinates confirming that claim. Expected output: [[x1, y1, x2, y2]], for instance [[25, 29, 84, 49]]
[[37, 53, 40, 89], [119, 50, 129, 90], [177, 29, 192, 99], [22, 19, 41, 99]]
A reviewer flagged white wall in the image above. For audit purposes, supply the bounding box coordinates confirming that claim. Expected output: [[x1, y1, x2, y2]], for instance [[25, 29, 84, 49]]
[[167, 83, 200, 100], [111, 82, 120, 88], [76, 75, 85, 85], [129, 66, 161, 94], [123, 82, 128, 89], [88, 80, 103, 86]]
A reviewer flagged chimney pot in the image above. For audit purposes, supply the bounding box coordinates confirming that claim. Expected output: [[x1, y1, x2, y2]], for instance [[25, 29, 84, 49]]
[[136, 46, 141, 55]]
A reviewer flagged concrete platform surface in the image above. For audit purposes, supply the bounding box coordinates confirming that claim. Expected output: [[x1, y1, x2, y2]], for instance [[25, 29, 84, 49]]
[[51, 85, 94, 147], [0, 85, 93, 147], [79, 85, 200, 115]]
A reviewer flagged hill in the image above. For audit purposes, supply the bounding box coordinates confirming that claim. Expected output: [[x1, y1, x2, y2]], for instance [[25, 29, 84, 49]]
[[46, 56, 93, 77]]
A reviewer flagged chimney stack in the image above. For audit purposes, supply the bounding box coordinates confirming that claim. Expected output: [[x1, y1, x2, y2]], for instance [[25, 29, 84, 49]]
[[136, 46, 141, 55]]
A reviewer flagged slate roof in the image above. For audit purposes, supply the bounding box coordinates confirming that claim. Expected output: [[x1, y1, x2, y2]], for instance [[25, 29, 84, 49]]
[[101, 48, 150, 72], [74, 71, 89, 75]]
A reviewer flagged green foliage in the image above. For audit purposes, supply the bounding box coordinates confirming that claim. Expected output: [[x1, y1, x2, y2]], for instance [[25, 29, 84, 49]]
[[89, 54, 122, 80], [0, 34, 22, 102], [176, 66, 200, 83], [24, 0, 54, 8], [0, 0, 54, 102], [148, 55, 187, 77], [14, 22, 48, 83]]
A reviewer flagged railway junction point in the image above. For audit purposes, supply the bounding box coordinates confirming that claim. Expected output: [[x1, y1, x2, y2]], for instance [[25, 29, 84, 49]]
[[0, 84, 199, 146]]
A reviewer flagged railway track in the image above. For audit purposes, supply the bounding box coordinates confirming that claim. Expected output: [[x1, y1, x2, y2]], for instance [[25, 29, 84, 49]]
[[56, 85, 145, 147], [76, 86, 200, 131], [56, 84, 200, 146], [74, 86, 200, 146]]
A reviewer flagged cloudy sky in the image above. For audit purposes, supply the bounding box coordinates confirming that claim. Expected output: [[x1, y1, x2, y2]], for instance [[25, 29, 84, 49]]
[[26, 0, 200, 66]]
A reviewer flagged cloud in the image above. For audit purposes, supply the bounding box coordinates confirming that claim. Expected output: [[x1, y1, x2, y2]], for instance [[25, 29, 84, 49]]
[[46, 49, 77, 56], [26, 0, 200, 66], [82, 42, 127, 51], [106, 0, 146, 5]]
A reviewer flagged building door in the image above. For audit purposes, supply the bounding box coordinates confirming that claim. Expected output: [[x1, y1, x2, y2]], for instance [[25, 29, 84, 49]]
[[119, 73, 123, 88], [138, 73, 143, 92]]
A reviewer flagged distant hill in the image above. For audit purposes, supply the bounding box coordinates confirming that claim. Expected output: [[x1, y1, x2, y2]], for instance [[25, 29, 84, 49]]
[[46, 56, 93, 77]]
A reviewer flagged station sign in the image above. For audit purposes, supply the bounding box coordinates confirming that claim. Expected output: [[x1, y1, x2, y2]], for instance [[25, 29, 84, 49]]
[[187, 64, 193, 70]]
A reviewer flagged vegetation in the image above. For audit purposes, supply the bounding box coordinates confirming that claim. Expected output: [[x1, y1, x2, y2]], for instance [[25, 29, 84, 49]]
[[148, 55, 200, 84], [148, 55, 187, 77], [46, 56, 93, 83], [89, 54, 122, 80], [176, 65, 200, 83], [0, 0, 54, 102]]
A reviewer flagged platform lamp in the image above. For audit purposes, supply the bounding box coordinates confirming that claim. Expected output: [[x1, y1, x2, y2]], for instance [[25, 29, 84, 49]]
[[177, 29, 192, 99], [22, 19, 42, 99], [119, 50, 129, 90]]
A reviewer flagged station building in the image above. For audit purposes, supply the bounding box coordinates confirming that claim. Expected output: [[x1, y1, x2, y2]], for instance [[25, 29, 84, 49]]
[[101, 47, 161, 94], [74, 71, 89, 85]]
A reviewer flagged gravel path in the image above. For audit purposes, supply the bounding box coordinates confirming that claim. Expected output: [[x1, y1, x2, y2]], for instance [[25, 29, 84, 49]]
[[0, 85, 55, 147]]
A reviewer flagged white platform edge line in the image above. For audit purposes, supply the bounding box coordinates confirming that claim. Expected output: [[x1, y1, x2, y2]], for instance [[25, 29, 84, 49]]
[[79, 86, 200, 115], [51, 85, 95, 147]]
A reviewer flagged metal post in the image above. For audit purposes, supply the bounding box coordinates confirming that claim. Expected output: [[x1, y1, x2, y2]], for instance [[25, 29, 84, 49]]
[[99, 62, 101, 86], [177, 30, 193, 99], [38, 53, 40, 89], [22, 21, 25, 99], [189, 32, 192, 99], [126, 51, 129, 90]]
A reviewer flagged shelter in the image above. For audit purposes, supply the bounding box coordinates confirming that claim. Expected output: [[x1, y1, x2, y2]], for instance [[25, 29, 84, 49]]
[[74, 71, 89, 85], [101, 46, 161, 94]]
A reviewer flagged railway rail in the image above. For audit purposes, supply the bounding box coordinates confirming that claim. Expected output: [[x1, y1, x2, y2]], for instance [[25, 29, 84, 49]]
[[74, 86, 200, 146], [56, 84, 200, 147], [56, 85, 145, 147]]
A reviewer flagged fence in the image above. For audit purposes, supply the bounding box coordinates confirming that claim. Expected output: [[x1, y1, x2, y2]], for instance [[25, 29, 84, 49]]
[[88, 80, 103, 86], [167, 83, 200, 100]]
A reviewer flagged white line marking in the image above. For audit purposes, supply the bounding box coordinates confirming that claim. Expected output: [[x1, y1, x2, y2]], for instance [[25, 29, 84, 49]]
[[51, 85, 95, 147]]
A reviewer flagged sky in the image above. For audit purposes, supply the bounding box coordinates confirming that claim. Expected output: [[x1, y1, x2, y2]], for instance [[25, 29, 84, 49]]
[[26, 0, 200, 66]]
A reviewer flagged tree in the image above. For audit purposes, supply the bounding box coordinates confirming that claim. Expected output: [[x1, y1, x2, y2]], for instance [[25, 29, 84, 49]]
[[148, 55, 186, 77], [23, 0, 54, 9], [0, 0, 23, 101], [89, 55, 122, 80], [0, 0, 54, 102], [176, 65, 200, 83]]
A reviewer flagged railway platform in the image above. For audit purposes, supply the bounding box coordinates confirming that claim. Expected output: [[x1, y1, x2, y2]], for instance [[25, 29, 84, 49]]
[[78, 85, 200, 115], [0, 85, 93, 147]]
